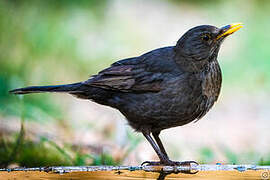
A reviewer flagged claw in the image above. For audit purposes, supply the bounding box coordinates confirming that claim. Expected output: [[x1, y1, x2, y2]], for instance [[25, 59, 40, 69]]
[[141, 161, 161, 166], [173, 160, 199, 166]]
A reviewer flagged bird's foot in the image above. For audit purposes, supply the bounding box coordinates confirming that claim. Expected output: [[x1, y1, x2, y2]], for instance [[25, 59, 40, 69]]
[[141, 160, 198, 166], [141, 160, 199, 174]]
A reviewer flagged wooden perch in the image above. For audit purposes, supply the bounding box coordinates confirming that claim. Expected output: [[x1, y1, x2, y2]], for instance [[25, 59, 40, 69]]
[[0, 164, 270, 179]]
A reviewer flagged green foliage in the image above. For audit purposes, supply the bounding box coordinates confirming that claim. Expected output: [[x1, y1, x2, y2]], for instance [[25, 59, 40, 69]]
[[0, 0, 114, 121], [91, 153, 119, 166], [222, 147, 238, 164], [17, 140, 72, 167], [199, 147, 215, 164], [0, 132, 120, 168], [73, 153, 93, 166], [258, 156, 270, 166], [0, 126, 72, 167]]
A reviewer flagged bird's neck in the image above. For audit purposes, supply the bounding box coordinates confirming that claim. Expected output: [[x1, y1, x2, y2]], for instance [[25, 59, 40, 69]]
[[173, 47, 219, 73], [173, 54, 210, 73]]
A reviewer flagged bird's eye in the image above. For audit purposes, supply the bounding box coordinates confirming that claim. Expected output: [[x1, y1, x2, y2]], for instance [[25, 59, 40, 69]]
[[201, 34, 211, 41]]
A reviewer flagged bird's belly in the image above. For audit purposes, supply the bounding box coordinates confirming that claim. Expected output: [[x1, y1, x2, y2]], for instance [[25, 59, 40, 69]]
[[117, 89, 206, 132]]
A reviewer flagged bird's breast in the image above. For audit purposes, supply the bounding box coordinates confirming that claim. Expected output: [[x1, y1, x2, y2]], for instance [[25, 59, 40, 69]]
[[197, 60, 222, 119], [201, 60, 222, 100]]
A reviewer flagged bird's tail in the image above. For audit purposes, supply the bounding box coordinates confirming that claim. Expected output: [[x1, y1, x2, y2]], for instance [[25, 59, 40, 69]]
[[9, 82, 83, 95]]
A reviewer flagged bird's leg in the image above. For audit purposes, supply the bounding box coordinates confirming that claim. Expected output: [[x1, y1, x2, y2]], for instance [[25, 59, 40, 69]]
[[152, 131, 198, 167], [152, 131, 169, 158], [142, 130, 171, 166], [142, 130, 198, 168]]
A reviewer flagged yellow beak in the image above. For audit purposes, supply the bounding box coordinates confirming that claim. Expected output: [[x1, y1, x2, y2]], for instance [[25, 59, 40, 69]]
[[217, 23, 243, 40]]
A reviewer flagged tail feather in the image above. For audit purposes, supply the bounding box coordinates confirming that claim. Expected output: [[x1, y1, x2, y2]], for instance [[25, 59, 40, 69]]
[[9, 82, 82, 95]]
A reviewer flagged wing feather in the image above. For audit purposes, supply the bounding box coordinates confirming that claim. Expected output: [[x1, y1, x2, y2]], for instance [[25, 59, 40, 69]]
[[84, 63, 162, 92]]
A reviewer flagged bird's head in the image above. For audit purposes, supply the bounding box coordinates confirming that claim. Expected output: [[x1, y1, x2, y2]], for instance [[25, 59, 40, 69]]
[[175, 23, 243, 71]]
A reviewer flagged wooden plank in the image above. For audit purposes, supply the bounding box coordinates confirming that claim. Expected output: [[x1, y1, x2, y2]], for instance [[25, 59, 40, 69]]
[[0, 165, 269, 180]]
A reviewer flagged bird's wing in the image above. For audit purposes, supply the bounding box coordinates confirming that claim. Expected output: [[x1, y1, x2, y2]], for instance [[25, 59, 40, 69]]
[[83, 58, 164, 92], [83, 47, 180, 92]]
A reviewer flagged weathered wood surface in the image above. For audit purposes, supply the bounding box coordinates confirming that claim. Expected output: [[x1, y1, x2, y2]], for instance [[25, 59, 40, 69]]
[[0, 165, 270, 180]]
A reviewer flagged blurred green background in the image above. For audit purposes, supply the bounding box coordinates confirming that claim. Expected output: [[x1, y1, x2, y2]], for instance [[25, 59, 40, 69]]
[[1, 0, 270, 167]]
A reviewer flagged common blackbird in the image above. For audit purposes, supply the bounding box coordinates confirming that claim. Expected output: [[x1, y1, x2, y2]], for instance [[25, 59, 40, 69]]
[[10, 23, 243, 166]]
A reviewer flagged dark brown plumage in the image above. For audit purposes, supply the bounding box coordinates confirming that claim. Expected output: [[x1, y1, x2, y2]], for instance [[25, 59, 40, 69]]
[[10, 23, 242, 166]]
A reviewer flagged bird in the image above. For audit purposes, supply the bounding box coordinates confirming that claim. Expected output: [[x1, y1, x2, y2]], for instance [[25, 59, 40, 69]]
[[10, 23, 243, 166]]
